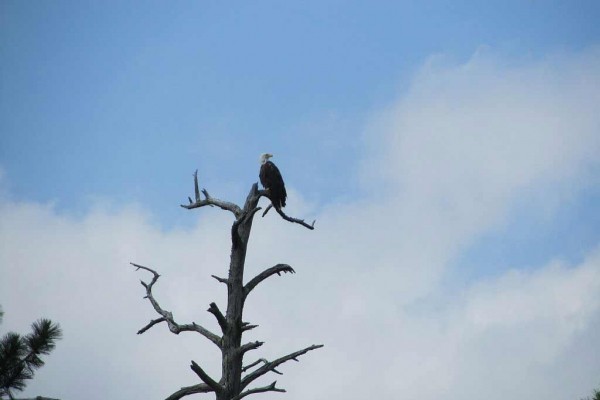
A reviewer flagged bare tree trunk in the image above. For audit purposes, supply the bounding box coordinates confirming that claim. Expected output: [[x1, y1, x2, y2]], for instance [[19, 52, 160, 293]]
[[131, 174, 322, 400], [217, 187, 258, 400]]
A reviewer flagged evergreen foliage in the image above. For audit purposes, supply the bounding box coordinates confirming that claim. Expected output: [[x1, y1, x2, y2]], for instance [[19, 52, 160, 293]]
[[581, 388, 600, 400], [0, 317, 62, 399]]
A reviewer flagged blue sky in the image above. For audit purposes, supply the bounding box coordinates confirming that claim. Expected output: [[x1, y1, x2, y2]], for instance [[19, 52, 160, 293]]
[[1, 2, 600, 400], [2, 1, 599, 223]]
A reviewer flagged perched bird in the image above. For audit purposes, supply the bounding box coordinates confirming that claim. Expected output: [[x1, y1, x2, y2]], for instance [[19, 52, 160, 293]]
[[259, 153, 287, 210]]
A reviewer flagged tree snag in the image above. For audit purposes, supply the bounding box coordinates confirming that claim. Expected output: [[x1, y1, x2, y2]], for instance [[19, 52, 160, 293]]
[[132, 171, 323, 400]]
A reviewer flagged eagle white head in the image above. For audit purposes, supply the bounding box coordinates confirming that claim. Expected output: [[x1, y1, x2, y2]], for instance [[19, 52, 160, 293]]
[[259, 153, 273, 165]]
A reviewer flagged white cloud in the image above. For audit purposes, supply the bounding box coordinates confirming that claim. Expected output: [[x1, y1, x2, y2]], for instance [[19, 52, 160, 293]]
[[364, 46, 599, 231], [1, 46, 600, 400]]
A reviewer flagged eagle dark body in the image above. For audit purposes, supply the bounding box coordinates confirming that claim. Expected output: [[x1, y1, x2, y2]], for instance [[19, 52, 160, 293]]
[[259, 160, 287, 209]]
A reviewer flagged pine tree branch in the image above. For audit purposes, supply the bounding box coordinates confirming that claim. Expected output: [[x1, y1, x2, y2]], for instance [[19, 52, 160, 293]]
[[231, 381, 285, 400], [131, 263, 222, 348], [0, 333, 30, 398], [164, 383, 213, 400], [0, 321, 62, 398], [189, 361, 223, 394], [244, 264, 295, 299], [180, 171, 242, 217], [22, 319, 62, 370], [241, 344, 324, 389]]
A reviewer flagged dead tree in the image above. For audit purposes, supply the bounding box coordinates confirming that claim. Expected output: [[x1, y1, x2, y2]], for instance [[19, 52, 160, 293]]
[[131, 171, 322, 400]]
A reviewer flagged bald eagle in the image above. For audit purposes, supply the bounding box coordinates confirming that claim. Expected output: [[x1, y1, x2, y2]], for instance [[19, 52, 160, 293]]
[[259, 153, 287, 210]]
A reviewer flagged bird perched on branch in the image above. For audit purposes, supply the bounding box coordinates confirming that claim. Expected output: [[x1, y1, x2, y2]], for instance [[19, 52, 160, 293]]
[[259, 153, 287, 210]]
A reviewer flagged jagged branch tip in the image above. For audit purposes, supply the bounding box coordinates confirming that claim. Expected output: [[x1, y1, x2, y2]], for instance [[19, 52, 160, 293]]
[[180, 170, 316, 230], [130, 262, 222, 348]]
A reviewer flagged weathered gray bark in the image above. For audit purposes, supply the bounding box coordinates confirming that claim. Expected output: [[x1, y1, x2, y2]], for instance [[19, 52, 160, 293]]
[[132, 172, 322, 400]]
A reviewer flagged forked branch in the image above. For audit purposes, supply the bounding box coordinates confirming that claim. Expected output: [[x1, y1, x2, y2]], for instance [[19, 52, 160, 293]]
[[182, 174, 315, 230], [148, 172, 321, 399], [239, 341, 264, 355], [242, 358, 282, 375], [181, 170, 242, 217], [165, 383, 213, 400], [231, 381, 286, 400], [274, 206, 316, 230], [190, 360, 223, 393], [131, 263, 222, 348], [258, 191, 316, 230], [241, 344, 324, 389], [244, 264, 296, 298], [207, 302, 228, 333], [231, 206, 262, 247]]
